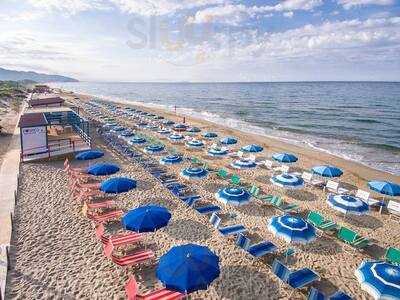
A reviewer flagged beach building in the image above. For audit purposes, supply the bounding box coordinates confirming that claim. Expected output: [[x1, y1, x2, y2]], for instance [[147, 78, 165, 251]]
[[28, 96, 65, 108]]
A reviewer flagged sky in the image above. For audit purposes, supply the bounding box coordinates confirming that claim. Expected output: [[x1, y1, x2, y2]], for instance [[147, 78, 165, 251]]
[[0, 0, 399, 82]]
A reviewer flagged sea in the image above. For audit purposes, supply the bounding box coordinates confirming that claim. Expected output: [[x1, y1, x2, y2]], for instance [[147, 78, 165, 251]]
[[50, 81, 400, 176]]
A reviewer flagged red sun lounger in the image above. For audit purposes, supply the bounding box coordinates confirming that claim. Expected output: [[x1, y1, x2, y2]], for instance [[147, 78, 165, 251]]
[[95, 223, 143, 246], [87, 209, 124, 223], [125, 276, 185, 300], [104, 241, 154, 267]]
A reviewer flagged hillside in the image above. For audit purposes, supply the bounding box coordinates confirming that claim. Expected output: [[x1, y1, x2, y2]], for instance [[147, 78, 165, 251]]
[[0, 67, 78, 83]]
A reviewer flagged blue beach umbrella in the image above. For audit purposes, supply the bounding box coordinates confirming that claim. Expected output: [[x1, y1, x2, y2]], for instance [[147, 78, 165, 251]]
[[174, 123, 187, 131], [128, 136, 147, 145], [272, 153, 298, 163], [144, 144, 165, 154], [208, 147, 229, 157], [110, 126, 125, 132], [160, 154, 183, 165], [100, 177, 136, 193], [312, 165, 343, 178], [169, 133, 185, 142], [186, 139, 204, 149], [146, 124, 159, 131], [156, 244, 220, 293], [103, 122, 117, 128], [162, 120, 175, 126], [231, 158, 257, 169], [203, 132, 218, 139], [270, 174, 304, 189], [220, 137, 237, 145], [122, 205, 171, 232], [215, 187, 251, 206], [86, 163, 120, 176], [368, 181, 400, 197], [267, 215, 316, 244], [75, 150, 104, 160], [327, 194, 369, 215], [180, 167, 208, 180], [187, 127, 201, 133], [137, 122, 148, 127], [157, 129, 171, 135], [241, 144, 263, 153], [355, 261, 400, 300], [118, 130, 134, 138]]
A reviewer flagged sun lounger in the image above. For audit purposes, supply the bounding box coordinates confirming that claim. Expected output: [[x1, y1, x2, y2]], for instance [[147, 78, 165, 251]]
[[307, 211, 337, 232], [236, 233, 277, 258], [355, 189, 380, 207], [216, 168, 229, 179], [105, 246, 155, 267], [125, 276, 185, 300], [324, 180, 349, 194], [264, 195, 299, 213], [329, 291, 353, 300], [87, 209, 124, 223], [230, 175, 241, 186], [180, 195, 201, 207], [302, 172, 324, 187], [264, 160, 284, 173], [385, 246, 400, 265], [209, 213, 246, 236], [308, 288, 353, 300], [95, 224, 143, 246], [196, 205, 221, 214], [75, 182, 101, 190], [337, 227, 370, 249], [387, 200, 400, 219]]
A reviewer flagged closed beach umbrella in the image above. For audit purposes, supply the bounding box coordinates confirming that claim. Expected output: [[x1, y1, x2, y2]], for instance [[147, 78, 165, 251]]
[[208, 147, 229, 157], [186, 139, 204, 149], [220, 137, 237, 145], [215, 187, 251, 206], [100, 177, 136, 193], [187, 127, 201, 133], [122, 205, 171, 232], [312, 165, 343, 178], [86, 163, 120, 176], [241, 144, 263, 153], [231, 158, 257, 169], [272, 153, 298, 163], [203, 132, 218, 139], [355, 261, 400, 300], [169, 133, 185, 142], [144, 144, 165, 154], [327, 194, 369, 215], [270, 174, 304, 189], [368, 181, 400, 197], [156, 244, 220, 293], [174, 123, 187, 131], [75, 150, 104, 160], [160, 154, 183, 165], [180, 167, 208, 180], [267, 215, 316, 244], [128, 136, 147, 145]]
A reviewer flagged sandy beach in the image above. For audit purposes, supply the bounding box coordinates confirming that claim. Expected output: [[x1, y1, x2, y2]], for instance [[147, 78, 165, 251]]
[[5, 91, 400, 299]]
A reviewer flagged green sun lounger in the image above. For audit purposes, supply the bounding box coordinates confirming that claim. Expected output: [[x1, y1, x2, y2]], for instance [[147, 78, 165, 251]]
[[385, 247, 400, 265], [231, 174, 241, 185], [337, 227, 370, 249], [307, 211, 337, 232], [216, 168, 229, 179], [265, 195, 298, 213]]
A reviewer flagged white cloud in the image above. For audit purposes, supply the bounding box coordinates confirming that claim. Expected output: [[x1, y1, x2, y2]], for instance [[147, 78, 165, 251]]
[[27, 0, 111, 15], [338, 0, 395, 9], [0, 10, 45, 22], [283, 11, 294, 18]]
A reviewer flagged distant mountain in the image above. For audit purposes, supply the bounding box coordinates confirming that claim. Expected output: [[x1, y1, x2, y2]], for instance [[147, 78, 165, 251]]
[[0, 67, 78, 83]]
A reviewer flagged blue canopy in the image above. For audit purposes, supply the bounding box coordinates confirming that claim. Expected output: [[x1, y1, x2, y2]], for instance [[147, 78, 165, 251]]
[[174, 123, 187, 131], [312, 165, 343, 178], [122, 205, 171, 232], [231, 158, 257, 169], [75, 150, 104, 160], [169, 133, 184, 141], [272, 153, 298, 163], [187, 127, 201, 133], [241, 144, 263, 153], [220, 137, 237, 145], [111, 126, 125, 132], [100, 177, 136, 194], [267, 215, 316, 244], [186, 140, 204, 148], [215, 187, 251, 206], [368, 181, 400, 197], [203, 132, 218, 138], [327, 194, 369, 215], [208, 147, 229, 157], [86, 163, 120, 176], [137, 122, 148, 127], [162, 120, 175, 126], [157, 129, 171, 135], [270, 174, 304, 189], [128, 136, 147, 144], [144, 144, 165, 154], [355, 261, 400, 300], [156, 244, 220, 293], [119, 130, 134, 137], [180, 167, 208, 180], [160, 154, 183, 165]]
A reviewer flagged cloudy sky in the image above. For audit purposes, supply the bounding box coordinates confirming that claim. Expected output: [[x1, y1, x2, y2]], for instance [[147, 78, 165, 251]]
[[1, 0, 399, 81]]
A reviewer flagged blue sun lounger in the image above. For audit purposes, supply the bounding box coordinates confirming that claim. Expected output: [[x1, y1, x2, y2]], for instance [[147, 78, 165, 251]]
[[308, 288, 352, 300], [209, 213, 246, 236], [196, 205, 221, 214], [236, 233, 278, 258], [180, 195, 201, 207]]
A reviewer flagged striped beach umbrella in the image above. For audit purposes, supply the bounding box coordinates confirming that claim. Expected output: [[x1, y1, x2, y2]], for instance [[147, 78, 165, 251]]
[[327, 194, 369, 215], [272, 153, 298, 163], [162, 120, 175, 126], [174, 123, 187, 131], [144, 144, 165, 154], [128, 136, 147, 145], [169, 133, 185, 142], [267, 215, 316, 244], [145, 124, 159, 131], [230, 158, 257, 169], [355, 261, 400, 300], [122, 205, 171, 233], [158, 129, 171, 135], [220, 137, 237, 145], [368, 181, 400, 197], [203, 132, 218, 139], [180, 167, 208, 180], [215, 187, 251, 206], [118, 130, 134, 138], [241, 144, 263, 153], [312, 165, 343, 178], [208, 147, 229, 157], [160, 154, 183, 165], [110, 126, 125, 132], [187, 127, 201, 133], [186, 139, 204, 149], [137, 122, 148, 127], [270, 174, 304, 189]]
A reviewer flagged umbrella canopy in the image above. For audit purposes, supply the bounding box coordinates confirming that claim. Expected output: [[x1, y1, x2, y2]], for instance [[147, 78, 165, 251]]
[[156, 244, 220, 293], [208, 147, 229, 157], [160, 154, 183, 165], [241, 144, 263, 153], [110, 126, 125, 132], [122, 205, 171, 232], [220, 137, 237, 145], [137, 122, 148, 127], [118, 130, 134, 138], [128, 136, 147, 145], [327, 194, 369, 215], [312, 165, 343, 178], [215, 187, 251, 206], [231, 158, 257, 169], [267, 215, 316, 244], [270, 174, 304, 189], [162, 120, 175, 126], [169, 133, 185, 141], [157, 129, 171, 135], [144, 144, 165, 154], [75, 150, 104, 160], [272, 153, 298, 163], [180, 167, 208, 180], [86, 163, 120, 176], [100, 177, 136, 193], [187, 127, 201, 133], [186, 140, 204, 149], [203, 132, 218, 139], [103, 122, 117, 128], [368, 181, 400, 197], [355, 261, 400, 300], [174, 123, 187, 131], [146, 124, 159, 131]]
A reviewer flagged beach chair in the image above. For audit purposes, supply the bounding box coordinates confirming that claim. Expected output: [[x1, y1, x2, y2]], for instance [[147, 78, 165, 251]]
[[196, 205, 221, 214], [324, 180, 349, 194], [329, 291, 353, 300], [236, 233, 277, 258], [209, 213, 246, 236], [307, 211, 337, 233], [95, 224, 143, 246], [302, 172, 324, 187], [125, 276, 185, 300], [355, 189, 380, 207], [268, 196, 299, 213], [272, 259, 320, 297], [385, 247, 400, 265], [191, 156, 202, 165], [87, 209, 124, 223], [337, 227, 370, 249], [387, 200, 400, 219], [308, 288, 353, 300], [104, 241, 155, 267], [216, 168, 229, 179], [264, 160, 282, 173], [230, 175, 241, 186]]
